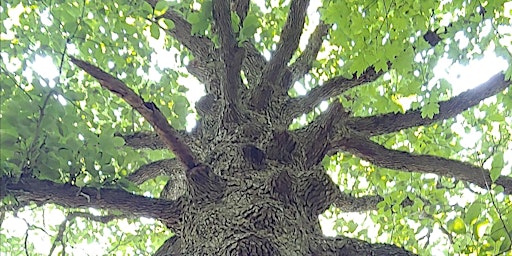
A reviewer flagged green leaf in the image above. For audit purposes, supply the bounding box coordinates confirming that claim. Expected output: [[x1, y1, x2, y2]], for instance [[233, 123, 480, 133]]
[[67, 91, 86, 101], [154, 0, 171, 16], [161, 18, 175, 30], [150, 23, 160, 39], [231, 12, 240, 33], [421, 102, 440, 119], [448, 217, 466, 235], [490, 152, 504, 182], [464, 202, 482, 223], [117, 178, 141, 193], [112, 137, 125, 147]]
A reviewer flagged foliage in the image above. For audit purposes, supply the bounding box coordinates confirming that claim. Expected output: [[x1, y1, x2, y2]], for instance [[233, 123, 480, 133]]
[[1, 0, 511, 255]]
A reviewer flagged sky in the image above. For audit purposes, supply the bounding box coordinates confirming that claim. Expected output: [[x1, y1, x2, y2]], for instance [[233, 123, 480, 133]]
[[1, 1, 511, 255]]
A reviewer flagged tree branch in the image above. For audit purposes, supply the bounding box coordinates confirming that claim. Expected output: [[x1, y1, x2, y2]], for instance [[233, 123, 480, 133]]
[[70, 57, 198, 169], [289, 21, 329, 84], [298, 101, 349, 167], [117, 131, 167, 150], [6, 176, 182, 227], [349, 73, 511, 136], [251, 0, 310, 109], [127, 159, 183, 185], [263, 0, 309, 81], [286, 66, 385, 117], [213, 0, 245, 122], [333, 193, 383, 212], [145, 0, 213, 57], [329, 134, 512, 194]]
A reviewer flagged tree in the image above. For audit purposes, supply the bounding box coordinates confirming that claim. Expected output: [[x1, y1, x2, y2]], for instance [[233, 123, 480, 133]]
[[1, 0, 511, 255]]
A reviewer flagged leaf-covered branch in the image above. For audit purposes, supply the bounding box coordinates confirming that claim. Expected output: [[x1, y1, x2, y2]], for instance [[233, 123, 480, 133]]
[[251, 0, 310, 109], [349, 73, 511, 136], [289, 21, 329, 84], [329, 134, 512, 194], [70, 57, 198, 169], [6, 176, 182, 227], [286, 66, 385, 117]]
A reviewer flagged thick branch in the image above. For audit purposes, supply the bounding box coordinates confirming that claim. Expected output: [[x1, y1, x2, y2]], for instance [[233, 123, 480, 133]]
[[128, 159, 183, 185], [70, 57, 198, 169], [145, 0, 213, 57], [329, 134, 512, 194], [213, 0, 245, 122], [287, 66, 385, 117], [251, 0, 310, 109], [349, 73, 511, 136], [289, 22, 329, 83], [6, 176, 182, 227]]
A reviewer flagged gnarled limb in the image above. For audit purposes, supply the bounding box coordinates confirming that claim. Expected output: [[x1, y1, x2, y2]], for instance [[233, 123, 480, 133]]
[[328, 134, 512, 194], [349, 73, 511, 136], [213, 0, 246, 122], [127, 159, 183, 185], [6, 176, 182, 227], [70, 57, 198, 169], [251, 0, 310, 110], [289, 21, 329, 84], [286, 66, 385, 118]]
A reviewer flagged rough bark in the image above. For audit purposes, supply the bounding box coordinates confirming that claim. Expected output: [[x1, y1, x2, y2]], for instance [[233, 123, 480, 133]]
[[4, 1, 512, 255]]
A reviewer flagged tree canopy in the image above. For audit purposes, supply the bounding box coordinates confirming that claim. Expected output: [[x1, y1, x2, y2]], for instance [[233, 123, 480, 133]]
[[1, 0, 511, 255]]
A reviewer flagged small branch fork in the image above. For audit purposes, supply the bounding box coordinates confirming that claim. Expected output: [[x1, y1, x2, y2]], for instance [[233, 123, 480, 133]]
[[251, 0, 310, 109], [289, 21, 330, 84], [69, 57, 198, 169]]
